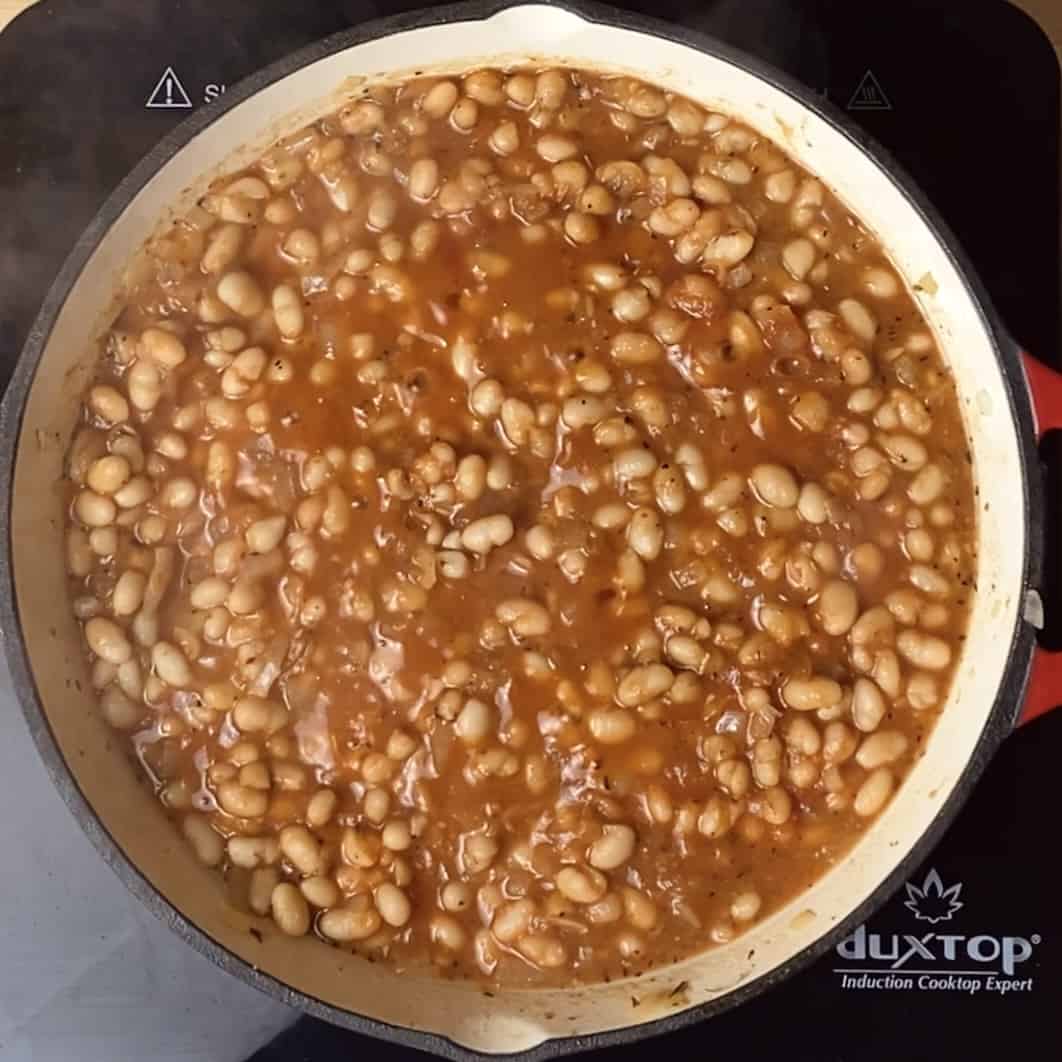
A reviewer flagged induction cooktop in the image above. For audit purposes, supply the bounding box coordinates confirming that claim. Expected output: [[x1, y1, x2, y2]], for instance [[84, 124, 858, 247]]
[[0, 2, 1058, 1060]]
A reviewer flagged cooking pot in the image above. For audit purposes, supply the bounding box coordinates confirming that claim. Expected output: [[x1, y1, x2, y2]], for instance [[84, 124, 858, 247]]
[[3, 0, 1061, 1056]]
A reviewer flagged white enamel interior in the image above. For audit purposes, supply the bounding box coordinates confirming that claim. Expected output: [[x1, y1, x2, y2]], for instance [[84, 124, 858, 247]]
[[10, 3, 1028, 1054]]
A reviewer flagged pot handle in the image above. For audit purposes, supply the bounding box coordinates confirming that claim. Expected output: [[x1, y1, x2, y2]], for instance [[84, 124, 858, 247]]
[[1018, 351, 1062, 726]]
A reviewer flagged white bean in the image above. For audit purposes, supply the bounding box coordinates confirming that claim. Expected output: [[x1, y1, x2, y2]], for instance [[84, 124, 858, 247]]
[[627, 507, 664, 561], [856, 731, 909, 769], [375, 882, 412, 927], [140, 327, 187, 369], [112, 571, 146, 617], [851, 677, 887, 732], [216, 271, 265, 317], [461, 514, 514, 553], [782, 676, 842, 712], [589, 824, 636, 870], [271, 883, 311, 936], [750, 464, 799, 508], [246, 515, 286, 553], [455, 698, 492, 745], [272, 284, 304, 339], [854, 767, 894, 817], [152, 642, 192, 687], [85, 617, 132, 664], [816, 580, 859, 636], [616, 664, 674, 707], [897, 630, 952, 670]]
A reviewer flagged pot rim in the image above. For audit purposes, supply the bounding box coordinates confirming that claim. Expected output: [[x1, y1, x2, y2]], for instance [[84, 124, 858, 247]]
[[0, 0, 1044, 1058]]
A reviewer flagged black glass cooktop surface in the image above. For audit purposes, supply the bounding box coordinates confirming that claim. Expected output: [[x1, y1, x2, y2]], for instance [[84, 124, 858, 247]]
[[0, 2, 1058, 1060]]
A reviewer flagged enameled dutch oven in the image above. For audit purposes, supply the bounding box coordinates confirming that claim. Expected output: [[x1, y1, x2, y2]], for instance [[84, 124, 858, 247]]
[[2, 1, 1061, 1057]]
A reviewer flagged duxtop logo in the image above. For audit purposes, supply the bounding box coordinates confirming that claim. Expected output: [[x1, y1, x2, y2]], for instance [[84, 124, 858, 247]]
[[904, 869, 963, 924], [833, 869, 1039, 996]]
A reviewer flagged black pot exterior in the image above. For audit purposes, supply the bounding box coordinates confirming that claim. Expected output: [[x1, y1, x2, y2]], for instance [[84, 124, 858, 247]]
[[0, 1, 1044, 1059]]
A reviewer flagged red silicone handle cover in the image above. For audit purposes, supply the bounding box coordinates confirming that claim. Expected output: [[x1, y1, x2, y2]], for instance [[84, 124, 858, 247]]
[[1019, 352, 1062, 726], [1023, 351, 1062, 435]]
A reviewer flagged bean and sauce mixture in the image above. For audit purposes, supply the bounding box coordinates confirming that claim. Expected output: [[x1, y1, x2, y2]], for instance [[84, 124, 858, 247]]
[[64, 67, 976, 985]]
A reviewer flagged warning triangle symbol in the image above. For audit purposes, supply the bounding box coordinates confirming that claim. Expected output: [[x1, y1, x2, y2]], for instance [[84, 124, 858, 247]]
[[146, 67, 193, 110], [847, 70, 891, 112]]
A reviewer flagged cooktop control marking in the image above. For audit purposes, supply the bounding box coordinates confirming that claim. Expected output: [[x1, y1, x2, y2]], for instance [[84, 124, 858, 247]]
[[146, 66, 193, 109], [847, 69, 892, 111]]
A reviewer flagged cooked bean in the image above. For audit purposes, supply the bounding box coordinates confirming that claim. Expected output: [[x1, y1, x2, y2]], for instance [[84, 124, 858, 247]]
[[455, 698, 492, 745], [782, 238, 816, 280], [454, 454, 487, 500], [862, 267, 899, 298], [616, 664, 674, 707], [233, 696, 286, 733], [279, 825, 323, 876], [74, 490, 116, 528], [797, 481, 829, 523], [909, 564, 950, 597], [152, 642, 191, 687], [556, 866, 608, 904], [100, 686, 142, 730], [704, 229, 755, 266], [86, 455, 131, 495], [537, 133, 579, 162], [319, 904, 382, 942], [228, 835, 280, 869], [182, 815, 224, 867], [496, 597, 551, 637], [909, 463, 945, 505], [227, 578, 264, 615], [88, 385, 129, 425], [897, 630, 952, 670], [83, 616, 132, 665], [245, 516, 286, 554], [856, 730, 908, 769], [816, 579, 859, 636], [519, 935, 567, 968], [730, 891, 762, 923], [839, 298, 877, 343], [627, 507, 664, 561], [562, 395, 608, 430], [854, 767, 895, 817], [159, 477, 197, 509], [137, 329, 186, 372], [611, 331, 662, 364], [784, 716, 821, 756], [461, 514, 514, 554], [750, 464, 799, 508], [217, 271, 265, 317], [816, 725, 852, 770], [112, 571, 147, 617], [665, 635, 707, 673], [462, 833, 498, 875], [271, 284, 304, 340], [375, 882, 412, 927], [301, 876, 340, 909], [880, 433, 928, 471], [614, 447, 658, 482], [382, 819, 412, 852], [408, 157, 440, 200], [783, 676, 842, 712], [850, 677, 887, 732], [422, 80, 458, 117], [217, 781, 268, 818], [588, 707, 636, 744], [564, 211, 600, 245], [758, 786, 793, 825], [589, 824, 636, 870]]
